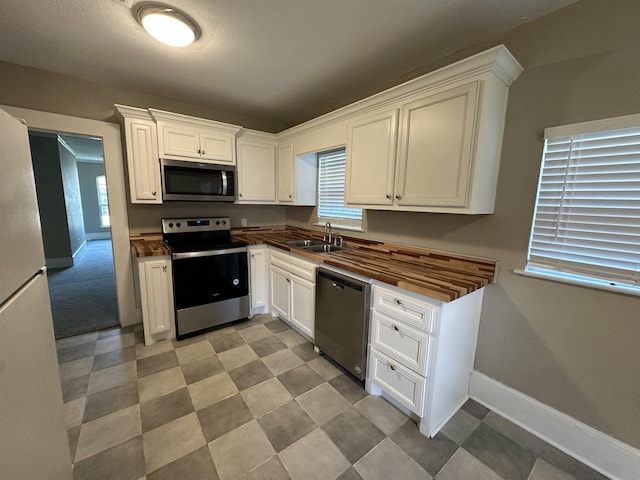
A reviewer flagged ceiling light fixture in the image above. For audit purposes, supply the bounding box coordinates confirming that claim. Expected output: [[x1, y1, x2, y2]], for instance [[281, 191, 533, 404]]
[[135, 3, 200, 47]]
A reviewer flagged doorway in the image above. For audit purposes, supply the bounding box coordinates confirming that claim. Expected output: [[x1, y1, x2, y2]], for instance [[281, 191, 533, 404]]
[[29, 131, 119, 338]]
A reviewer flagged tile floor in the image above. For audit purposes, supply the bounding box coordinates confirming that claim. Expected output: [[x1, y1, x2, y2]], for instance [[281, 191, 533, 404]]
[[56, 314, 608, 480]]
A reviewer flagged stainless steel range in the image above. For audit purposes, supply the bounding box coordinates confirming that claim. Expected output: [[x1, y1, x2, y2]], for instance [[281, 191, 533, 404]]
[[162, 216, 249, 339]]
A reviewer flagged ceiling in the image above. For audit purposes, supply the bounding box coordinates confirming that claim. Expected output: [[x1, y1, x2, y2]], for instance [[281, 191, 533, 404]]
[[0, 0, 578, 129], [59, 134, 104, 163]]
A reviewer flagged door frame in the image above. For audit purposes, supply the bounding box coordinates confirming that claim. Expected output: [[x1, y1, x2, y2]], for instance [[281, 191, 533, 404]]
[[2, 105, 140, 327]]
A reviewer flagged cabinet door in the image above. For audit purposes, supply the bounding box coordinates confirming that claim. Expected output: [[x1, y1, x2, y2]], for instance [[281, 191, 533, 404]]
[[270, 265, 290, 320], [345, 109, 398, 206], [395, 82, 478, 207], [277, 142, 295, 203], [200, 130, 235, 164], [237, 139, 277, 202], [139, 258, 174, 344], [157, 122, 201, 159], [125, 118, 161, 204], [290, 275, 315, 339], [250, 248, 268, 310]]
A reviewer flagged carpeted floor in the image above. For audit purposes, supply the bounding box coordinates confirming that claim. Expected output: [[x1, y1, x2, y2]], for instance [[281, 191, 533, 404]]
[[48, 239, 119, 339]]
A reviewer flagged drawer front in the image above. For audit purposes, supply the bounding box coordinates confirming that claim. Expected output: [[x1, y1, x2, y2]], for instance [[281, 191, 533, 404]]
[[373, 286, 437, 332], [269, 250, 316, 283], [368, 349, 426, 415], [371, 311, 431, 376]]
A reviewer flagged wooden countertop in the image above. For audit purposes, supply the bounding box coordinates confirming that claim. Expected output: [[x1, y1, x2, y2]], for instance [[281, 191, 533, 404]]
[[130, 226, 497, 302], [234, 226, 497, 302], [130, 233, 169, 257]]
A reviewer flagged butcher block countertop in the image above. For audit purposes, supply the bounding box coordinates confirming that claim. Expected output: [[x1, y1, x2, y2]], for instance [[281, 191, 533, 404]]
[[130, 226, 497, 302], [130, 233, 169, 257]]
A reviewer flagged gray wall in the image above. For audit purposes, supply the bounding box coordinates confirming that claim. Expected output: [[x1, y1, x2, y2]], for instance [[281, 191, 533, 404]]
[[127, 203, 287, 235], [58, 142, 85, 255], [0, 62, 282, 133], [29, 134, 72, 260], [288, 0, 640, 449], [77, 161, 109, 235]]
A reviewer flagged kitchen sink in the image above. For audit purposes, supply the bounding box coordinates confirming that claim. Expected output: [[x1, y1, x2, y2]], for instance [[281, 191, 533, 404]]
[[283, 238, 326, 247], [301, 244, 346, 253]]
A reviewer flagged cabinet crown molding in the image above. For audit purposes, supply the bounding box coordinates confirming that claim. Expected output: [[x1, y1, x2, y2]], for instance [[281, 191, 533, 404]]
[[114, 104, 153, 121], [277, 44, 523, 141], [148, 108, 242, 134]]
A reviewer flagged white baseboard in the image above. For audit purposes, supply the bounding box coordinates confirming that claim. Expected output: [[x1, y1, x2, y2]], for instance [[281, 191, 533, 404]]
[[86, 232, 112, 240], [469, 371, 640, 480]]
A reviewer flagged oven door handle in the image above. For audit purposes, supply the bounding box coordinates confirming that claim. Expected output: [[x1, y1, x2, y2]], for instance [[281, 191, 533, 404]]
[[172, 246, 247, 260]]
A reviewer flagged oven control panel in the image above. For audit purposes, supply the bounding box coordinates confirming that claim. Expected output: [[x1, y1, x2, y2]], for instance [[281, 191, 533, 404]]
[[162, 217, 230, 234]]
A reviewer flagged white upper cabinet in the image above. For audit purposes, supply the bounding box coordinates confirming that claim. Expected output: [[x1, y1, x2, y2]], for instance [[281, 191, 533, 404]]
[[345, 108, 398, 206], [343, 45, 522, 214], [115, 105, 162, 204], [236, 131, 277, 203], [276, 140, 317, 205], [150, 109, 241, 165], [277, 141, 295, 203], [395, 82, 478, 208]]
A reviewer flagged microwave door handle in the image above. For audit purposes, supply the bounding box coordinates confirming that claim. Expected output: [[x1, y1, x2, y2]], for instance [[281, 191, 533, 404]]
[[221, 170, 228, 196]]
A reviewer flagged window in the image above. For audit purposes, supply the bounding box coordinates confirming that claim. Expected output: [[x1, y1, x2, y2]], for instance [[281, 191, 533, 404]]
[[317, 148, 362, 229], [523, 113, 640, 294], [96, 175, 110, 227]]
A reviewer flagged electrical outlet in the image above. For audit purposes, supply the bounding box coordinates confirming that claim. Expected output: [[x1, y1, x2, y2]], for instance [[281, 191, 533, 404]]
[[241, 218, 247, 227]]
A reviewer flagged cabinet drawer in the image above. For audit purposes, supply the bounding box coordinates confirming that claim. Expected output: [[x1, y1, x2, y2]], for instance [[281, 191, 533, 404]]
[[368, 349, 426, 416], [371, 311, 431, 376], [269, 249, 316, 283], [373, 286, 437, 332]]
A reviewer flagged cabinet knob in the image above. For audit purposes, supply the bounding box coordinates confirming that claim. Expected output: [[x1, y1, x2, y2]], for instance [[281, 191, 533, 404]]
[[201, 151, 205, 155], [288, 194, 292, 198], [239, 193, 243, 197], [387, 363, 396, 371], [152, 191, 157, 196], [392, 324, 399, 331], [286, 278, 291, 283], [197, 149, 201, 154], [162, 265, 167, 272], [394, 298, 402, 305], [386, 194, 391, 199], [395, 195, 401, 200], [251, 254, 255, 258]]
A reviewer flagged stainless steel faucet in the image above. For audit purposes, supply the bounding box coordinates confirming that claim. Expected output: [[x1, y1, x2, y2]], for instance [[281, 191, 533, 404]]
[[324, 222, 332, 244]]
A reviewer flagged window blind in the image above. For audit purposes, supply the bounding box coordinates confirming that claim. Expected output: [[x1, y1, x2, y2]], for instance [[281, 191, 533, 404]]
[[526, 120, 640, 287], [317, 148, 362, 221]]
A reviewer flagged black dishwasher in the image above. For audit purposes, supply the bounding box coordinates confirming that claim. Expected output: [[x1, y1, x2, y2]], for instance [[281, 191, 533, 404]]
[[315, 268, 371, 381]]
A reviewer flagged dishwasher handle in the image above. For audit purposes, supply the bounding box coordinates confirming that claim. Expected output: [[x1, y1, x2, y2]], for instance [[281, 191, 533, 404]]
[[317, 268, 368, 292]]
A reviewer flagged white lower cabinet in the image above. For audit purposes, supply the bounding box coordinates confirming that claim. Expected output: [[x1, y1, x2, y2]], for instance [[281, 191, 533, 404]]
[[136, 256, 175, 345], [366, 282, 484, 438], [249, 246, 268, 315], [269, 249, 316, 339]]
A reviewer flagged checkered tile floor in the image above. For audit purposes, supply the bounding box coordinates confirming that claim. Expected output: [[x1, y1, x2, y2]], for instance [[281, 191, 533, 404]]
[[56, 315, 607, 480]]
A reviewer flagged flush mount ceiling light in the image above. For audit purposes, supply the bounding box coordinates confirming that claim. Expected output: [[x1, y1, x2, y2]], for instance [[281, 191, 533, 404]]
[[135, 3, 200, 47]]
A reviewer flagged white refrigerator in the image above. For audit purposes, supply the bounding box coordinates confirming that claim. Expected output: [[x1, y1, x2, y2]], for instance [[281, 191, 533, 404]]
[[0, 107, 73, 479]]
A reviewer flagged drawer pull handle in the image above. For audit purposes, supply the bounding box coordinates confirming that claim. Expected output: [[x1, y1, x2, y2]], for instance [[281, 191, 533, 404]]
[[392, 324, 399, 331], [394, 298, 402, 305], [387, 363, 396, 371]]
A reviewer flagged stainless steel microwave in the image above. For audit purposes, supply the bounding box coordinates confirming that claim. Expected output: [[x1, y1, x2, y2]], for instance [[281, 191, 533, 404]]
[[160, 159, 236, 202]]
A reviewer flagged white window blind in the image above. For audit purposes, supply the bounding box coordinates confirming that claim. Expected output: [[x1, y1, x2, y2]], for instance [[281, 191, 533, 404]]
[[317, 148, 362, 223], [525, 115, 640, 289]]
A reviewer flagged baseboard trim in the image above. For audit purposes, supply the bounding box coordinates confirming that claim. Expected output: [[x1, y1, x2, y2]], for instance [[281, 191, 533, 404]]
[[86, 232, 112, 240], [469, 371, 640, 480], [46, 257, 73, 269]]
